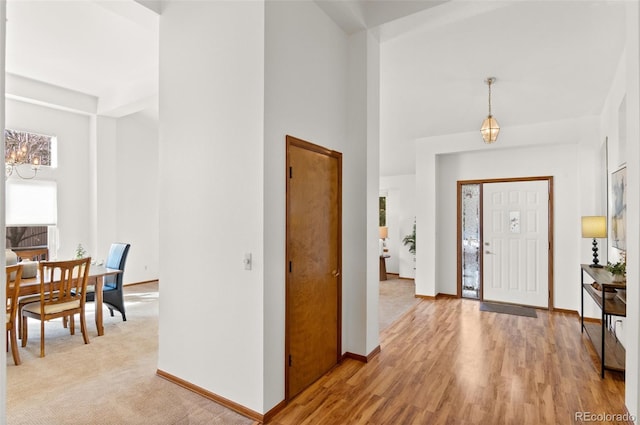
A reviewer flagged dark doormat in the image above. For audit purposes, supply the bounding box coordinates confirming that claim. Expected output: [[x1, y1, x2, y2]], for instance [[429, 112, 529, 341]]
[[480, 301, 537, 318]]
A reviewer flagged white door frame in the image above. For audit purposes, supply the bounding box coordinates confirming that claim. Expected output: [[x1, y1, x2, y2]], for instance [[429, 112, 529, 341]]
[[457, 176, 554, 310]]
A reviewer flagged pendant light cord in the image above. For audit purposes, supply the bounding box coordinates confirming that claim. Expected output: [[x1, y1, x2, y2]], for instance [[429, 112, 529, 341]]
[[487, 79, 492, 117]]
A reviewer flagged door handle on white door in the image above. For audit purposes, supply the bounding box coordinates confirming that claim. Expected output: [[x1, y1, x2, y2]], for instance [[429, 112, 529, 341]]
[[485, 251, 495, 255]]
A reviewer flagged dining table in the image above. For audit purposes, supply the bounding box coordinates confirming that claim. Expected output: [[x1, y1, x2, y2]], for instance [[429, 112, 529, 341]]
[[17, 264, 122, 336]]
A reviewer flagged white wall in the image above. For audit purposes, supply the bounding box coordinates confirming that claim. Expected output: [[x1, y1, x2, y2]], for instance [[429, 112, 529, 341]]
[[5, 98, 92, 260], [435, 143, 603, 314], [94, 116, 117, 264], [380, 174, 416, 278], [264, 0, 346, 409], [160, 0, 378, 414], [408, 4, 640, 417], [596, 5, 640, 414], [1, 3, 7, 420], [113, 110, 159, 283], [5, 83, 159, 286], [599, 46, 628, 347], [623, 1, 640, 415], [158, 0, 265, 413], [264, 0, 379, 410], [415, 116, 603, 307]]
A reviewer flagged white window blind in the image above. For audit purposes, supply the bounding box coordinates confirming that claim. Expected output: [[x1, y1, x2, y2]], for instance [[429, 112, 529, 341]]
[[6, 180, 57, 226]]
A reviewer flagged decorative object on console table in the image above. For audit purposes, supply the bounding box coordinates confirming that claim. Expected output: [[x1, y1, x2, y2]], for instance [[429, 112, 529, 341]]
[[590, 282, 617, 299], [605, 260, 626, 283], [581, 216, 607, 268]]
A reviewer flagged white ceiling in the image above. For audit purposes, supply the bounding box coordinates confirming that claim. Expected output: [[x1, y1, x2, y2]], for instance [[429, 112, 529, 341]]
[[5, 1, 627, 177], [6, 0, 159, 117], [377, 1, 626, 176]]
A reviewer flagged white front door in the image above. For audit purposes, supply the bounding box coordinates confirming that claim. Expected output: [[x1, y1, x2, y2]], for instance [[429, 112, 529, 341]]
[[482, 180, 549, 308]]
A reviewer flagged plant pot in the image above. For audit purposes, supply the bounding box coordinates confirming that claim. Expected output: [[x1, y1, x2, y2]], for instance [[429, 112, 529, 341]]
[[611, 274, 626, 283]]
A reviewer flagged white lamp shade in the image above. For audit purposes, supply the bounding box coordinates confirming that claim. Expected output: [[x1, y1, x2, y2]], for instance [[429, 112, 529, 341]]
[[6, 180, 57, 226], [481, 116, 500, 143], [581, 216, 607, 238]]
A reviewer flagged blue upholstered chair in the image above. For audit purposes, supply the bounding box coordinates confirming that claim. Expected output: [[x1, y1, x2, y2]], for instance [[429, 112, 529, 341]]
[[86, 243, 130, 321]]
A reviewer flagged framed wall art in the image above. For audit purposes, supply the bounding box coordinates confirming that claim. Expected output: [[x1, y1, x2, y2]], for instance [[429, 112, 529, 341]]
[[611, 166, 626, 251]]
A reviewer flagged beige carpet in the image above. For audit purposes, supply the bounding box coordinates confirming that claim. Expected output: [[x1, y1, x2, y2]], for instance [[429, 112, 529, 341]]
[[6, 282, 254, 425], [378, 275, 419, 331], [7, 278, 417, 424]]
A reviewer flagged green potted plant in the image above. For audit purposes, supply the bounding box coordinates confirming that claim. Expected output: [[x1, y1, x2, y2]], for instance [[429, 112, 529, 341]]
[[75, 243, 87, 259], [605, 260, 626, 282], [403, 222, 416, 255]]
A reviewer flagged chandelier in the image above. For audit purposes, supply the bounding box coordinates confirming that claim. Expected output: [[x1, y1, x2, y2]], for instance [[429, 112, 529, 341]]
[[5, 130, 50, 179], [480, 77, 500, 144]]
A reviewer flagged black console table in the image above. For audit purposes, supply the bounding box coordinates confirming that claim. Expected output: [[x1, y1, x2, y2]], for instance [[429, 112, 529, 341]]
[[580, 264, 626, 378]]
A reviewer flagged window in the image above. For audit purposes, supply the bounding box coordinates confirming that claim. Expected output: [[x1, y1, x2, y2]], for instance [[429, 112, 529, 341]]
[[379, 196, 386, 227], [5, 129, 55, 167], [6, 226, 48, 250], [4, 130, 57, 250], [5, 180, 57, 251]]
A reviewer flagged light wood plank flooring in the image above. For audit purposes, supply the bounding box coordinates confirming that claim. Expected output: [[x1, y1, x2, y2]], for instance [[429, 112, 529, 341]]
[[269, 298, 630, 425]]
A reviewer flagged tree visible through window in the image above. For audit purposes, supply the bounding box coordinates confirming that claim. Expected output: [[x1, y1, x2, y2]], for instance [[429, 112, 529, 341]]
[[6, 226, 48, 249], [379, 196, 386, 227]]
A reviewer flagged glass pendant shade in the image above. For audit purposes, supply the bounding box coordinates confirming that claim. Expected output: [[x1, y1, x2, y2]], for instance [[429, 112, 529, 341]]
[[481, 115, 500, 144]]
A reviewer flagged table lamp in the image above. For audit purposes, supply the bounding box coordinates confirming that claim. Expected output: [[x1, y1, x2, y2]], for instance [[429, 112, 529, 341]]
[[581, 216, 607, 268], [379, 226, 388, 255]]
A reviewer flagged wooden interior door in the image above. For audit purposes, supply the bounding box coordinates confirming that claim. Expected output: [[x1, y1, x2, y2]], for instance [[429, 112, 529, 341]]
[[286, 135, 342, 400]]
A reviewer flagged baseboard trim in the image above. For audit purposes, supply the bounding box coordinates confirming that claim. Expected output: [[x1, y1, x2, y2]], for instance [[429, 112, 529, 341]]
[[553, 308, 579, 316], [124, 279, 159, 287], [343, 345, 381, 363], [156, 369, 263, 423], [384, 272, 415, 281], [582, 316, 602, 324], [436, 293, 457, 299], [416, 294, 436, 300], [263, 399, 287, 424]]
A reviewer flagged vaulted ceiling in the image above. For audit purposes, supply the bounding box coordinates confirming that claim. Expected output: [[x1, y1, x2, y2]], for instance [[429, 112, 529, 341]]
[[6, 0, 158, 117], [5, 1, 627, 176], [376, 1, 626, 176]]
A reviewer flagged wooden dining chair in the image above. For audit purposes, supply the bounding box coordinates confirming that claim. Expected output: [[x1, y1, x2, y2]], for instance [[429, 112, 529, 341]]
[[14, 247, 49, 262], [6, 264, 24, 365], [21, 257, 91, 357]]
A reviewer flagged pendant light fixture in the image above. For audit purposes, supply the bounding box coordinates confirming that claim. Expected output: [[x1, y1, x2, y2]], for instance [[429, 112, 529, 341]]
[[480, 77, 500, 144]]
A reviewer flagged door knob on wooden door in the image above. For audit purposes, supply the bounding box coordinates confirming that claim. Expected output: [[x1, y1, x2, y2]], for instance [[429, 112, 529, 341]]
[[331, 270, 340, 277]]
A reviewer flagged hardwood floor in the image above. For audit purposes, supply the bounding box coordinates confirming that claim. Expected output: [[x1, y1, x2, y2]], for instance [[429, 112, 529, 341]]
[[269, 298, 630, 424]]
